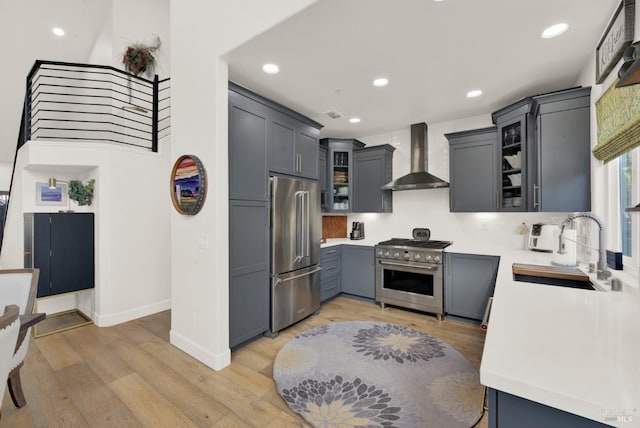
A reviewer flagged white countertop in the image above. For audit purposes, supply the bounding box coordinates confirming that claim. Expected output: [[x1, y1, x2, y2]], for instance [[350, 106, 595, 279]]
[[321, 237, 380, 248], [480, 250, 640, 427]]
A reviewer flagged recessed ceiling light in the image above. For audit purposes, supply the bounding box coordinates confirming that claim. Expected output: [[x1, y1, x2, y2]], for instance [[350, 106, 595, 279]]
[[52, 27, 65, 37], [349, 117, 361, 124], [372, 78, 389, 87], [262, 63, 279, 74], [541, 23, 569, 39], [466, 89, 482, 98]]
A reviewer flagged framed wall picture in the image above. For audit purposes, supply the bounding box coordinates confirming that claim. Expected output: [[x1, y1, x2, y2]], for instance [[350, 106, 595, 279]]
[[596, 0, 635, 84], [36, 182, 68, 206], [170, 155, 207, 215]]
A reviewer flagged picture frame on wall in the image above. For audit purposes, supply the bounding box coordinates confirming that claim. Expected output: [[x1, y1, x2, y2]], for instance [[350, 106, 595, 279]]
[[170, 155, 207, 215], [35, 182, 68, 206], [596, 0, 635, 84]]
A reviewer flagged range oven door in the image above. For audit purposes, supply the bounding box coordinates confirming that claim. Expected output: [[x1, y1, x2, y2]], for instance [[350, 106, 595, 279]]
[[375, 259, 443, 316]]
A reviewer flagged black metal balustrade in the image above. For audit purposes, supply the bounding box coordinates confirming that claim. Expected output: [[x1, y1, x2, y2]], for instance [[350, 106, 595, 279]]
[[22, 60, 170, 152]]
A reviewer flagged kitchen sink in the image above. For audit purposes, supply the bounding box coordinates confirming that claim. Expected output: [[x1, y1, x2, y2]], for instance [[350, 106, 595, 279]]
[[513, 274, 596, 290], [512, 263, 598, 291]]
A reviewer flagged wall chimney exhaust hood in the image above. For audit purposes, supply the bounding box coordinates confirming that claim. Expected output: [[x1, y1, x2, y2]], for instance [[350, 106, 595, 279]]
[[381, 123, 449, 190]]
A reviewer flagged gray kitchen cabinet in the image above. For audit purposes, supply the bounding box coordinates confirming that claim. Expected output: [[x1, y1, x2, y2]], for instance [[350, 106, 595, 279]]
[[529, 87, 591, 212], [228, 82, 322, 348], [447, 86, 591, 214], [445, 252, 500, 320], [319, 146, 328, 212], [353, 144, 395, 213], [341, 245, 375, 299], [320, 246, 341, 302], [488, 389, 609, 428], [228, 86, 269, 201], [229, 200, 270, 348], [320, 138, 365, 213], [493, 98, 532, 212], [447, 127, 497, 212], [269, 110, 320, 179]]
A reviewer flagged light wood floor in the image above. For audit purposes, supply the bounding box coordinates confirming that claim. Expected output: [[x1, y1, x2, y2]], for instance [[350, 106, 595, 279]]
[[1, 296, 488, 427]]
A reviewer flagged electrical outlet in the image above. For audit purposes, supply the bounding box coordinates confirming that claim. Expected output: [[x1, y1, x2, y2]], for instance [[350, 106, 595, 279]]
[[480, 222, 488, 231]]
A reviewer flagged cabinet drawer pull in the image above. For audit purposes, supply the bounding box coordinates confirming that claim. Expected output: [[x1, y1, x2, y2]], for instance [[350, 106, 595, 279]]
[[325, 266, 335, 270], [326, 250, 337, 254]]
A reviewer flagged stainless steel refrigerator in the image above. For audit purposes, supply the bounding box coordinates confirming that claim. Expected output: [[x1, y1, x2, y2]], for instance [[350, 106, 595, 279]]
[[270, 175, 321, 335]]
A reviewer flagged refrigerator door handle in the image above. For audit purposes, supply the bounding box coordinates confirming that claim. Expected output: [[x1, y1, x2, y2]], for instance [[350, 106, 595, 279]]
[[295, 191, 304, 263], [304, 190, 310, 258], [273, 266, 323, 284]]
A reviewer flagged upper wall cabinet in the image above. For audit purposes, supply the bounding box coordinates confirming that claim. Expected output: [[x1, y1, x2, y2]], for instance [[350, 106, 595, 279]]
[[320, 138, 365, 213], [529, 87, 591, 212], [353, 144, 395, 213], [269, 109, 321, 179], [228, 88, 270, 201], [492, 98, 532, 212], [448, 86, 591, 213], [447, 127, 497, 212], [228, 82, 322, 200]]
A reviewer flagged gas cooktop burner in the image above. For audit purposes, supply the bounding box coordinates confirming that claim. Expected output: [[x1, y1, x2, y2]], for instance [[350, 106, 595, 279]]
[[377, 238, 452, 250]]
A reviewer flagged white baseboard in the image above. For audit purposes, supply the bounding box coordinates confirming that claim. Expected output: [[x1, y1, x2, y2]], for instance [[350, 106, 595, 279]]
[[94, 299, 171, 327], [169, 329, 231, 371]]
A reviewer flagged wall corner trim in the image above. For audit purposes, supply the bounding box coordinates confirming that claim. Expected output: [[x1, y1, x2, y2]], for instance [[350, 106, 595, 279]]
[[169, 329, 231, 371]]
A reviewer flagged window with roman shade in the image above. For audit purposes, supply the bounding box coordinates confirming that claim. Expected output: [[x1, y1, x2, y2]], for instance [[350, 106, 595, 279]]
[[593, 80, 640, 163]]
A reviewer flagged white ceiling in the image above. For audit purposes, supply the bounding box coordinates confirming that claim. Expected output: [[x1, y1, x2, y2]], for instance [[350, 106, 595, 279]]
[[0, 0, 622, 163], [225, 0, 620, 139]]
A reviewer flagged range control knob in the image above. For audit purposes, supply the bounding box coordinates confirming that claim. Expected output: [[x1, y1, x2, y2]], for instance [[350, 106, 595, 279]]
[[376, 249, 384, 257], [426, 255, 434, 263], [403, 253, 410, 260], [384, 251, 390, 258], [393, 252, 401, 259], [414, 254, 422, 261], [433, 255, 441, 263]]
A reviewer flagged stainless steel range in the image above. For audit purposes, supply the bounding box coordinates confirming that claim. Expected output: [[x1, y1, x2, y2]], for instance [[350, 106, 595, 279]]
[[375, 229, 451, 320]]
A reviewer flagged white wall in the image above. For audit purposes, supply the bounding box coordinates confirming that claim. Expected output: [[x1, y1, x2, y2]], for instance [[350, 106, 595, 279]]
[[169, 0, 318, 371], [0, 141, 171, 326], [0, 161, 13, 190]]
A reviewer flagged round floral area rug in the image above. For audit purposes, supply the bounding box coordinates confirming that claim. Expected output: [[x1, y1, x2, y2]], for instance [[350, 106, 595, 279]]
[[273, 321, 484, 428]]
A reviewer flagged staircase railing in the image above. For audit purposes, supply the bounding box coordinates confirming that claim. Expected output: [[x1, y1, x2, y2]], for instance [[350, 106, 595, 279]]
[[25, 60, 170, 151], [1, 60, 171, 256]]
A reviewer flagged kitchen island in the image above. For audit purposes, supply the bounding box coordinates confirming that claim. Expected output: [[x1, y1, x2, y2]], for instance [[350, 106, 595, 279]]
[[479, 248, 640, 427]]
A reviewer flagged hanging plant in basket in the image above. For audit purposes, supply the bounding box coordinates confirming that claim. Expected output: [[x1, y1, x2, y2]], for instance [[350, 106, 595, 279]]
[[122, 36, 161, 77], [69, 179, 95, 206]]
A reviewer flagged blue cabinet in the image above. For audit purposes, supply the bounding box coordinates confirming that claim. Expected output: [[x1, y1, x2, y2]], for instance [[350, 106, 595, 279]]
[[320, 246, 341, 302], [341, 245, 375, 299], [24, 213, 95, 298], [353, 145, 394, 213], [488, 389, 610, 427], [447, 127, 498, 212], [445, 252, 500, 320]]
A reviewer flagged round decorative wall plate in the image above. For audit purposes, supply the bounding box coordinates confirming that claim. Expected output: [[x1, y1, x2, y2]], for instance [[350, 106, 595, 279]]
[[170, 155, 207, 215]]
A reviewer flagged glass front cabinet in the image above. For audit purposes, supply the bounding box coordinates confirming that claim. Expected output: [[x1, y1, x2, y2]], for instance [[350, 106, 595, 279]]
[[493, 99, 531, 212], [320, 138, 365, 213]]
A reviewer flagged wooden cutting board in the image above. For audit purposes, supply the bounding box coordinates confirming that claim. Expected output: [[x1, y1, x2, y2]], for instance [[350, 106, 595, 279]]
[[512, 263, 589, 281]]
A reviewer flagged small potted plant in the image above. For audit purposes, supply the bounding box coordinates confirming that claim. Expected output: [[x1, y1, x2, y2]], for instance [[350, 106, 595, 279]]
[[122, 36, 161, 77], [69, 179, 95, 206]]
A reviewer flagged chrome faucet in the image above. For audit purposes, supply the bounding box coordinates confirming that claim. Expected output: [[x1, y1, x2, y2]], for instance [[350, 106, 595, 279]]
[[558, 213, 611, 280]]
